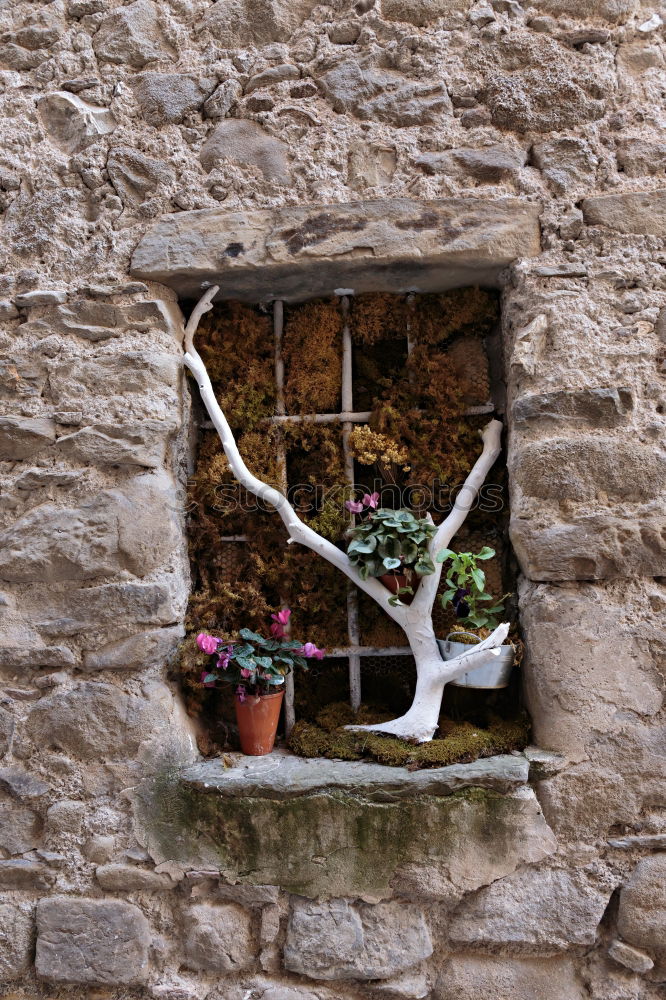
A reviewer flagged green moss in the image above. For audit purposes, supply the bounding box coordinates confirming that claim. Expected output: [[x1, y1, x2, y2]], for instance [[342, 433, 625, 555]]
[[288, 704, 530, 769]]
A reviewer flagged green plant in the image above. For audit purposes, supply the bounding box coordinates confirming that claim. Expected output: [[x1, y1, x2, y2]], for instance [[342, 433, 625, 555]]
[[436, 547, 509, 629], [346, 497, 437, 604], [197, 609, 325, 700]]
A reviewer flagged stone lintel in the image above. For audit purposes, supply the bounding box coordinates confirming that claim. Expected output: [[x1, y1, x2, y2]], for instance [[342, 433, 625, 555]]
[[130, 197, 542, 303]]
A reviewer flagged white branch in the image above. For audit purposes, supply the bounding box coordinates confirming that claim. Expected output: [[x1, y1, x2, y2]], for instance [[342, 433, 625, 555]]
[[410, 418, 503, 616], [183, 287, 407, 626]]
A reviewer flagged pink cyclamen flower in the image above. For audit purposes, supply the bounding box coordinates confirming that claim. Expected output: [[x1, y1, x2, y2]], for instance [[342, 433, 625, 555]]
[[217, 651, 231, 670], [345, 499, 364, 514], [270, 607, 291, 638], [196, 632, 220, 655], [363, 492, 380, 509], [297, 642, 326, 660], [240, 667, 253, 679]]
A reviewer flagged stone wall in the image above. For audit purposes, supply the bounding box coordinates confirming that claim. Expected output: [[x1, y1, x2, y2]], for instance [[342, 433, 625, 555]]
[[0, 0, 665, 997]]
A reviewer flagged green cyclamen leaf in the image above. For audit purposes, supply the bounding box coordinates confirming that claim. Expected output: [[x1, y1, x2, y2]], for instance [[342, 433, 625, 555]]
[[476, 546, 496, 560]]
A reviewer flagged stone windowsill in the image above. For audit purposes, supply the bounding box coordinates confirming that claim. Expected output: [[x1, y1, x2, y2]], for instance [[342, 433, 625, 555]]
[[135, 750, 561, 900]]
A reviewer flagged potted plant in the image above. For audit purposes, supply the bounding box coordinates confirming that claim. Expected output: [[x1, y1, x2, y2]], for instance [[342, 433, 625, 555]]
[[197, 609, 325, 755], [345, 493, 437, 605], [435, 547, 515, 688]]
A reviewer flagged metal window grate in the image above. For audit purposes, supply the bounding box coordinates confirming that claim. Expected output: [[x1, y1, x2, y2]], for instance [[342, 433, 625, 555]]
[[207, 295, 494, 734]]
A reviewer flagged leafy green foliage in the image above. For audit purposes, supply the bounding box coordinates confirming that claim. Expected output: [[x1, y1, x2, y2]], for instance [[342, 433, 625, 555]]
[[436, 547, 510, 629], [346, 508, 437, 596]]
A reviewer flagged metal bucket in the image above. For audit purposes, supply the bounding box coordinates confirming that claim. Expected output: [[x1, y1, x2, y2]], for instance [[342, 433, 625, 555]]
[[437, 631, 514, 689]]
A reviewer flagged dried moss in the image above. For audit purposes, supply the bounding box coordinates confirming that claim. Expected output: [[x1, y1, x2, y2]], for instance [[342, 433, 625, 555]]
[[283, 298, 342, 413], [288, 704, 530, 769]]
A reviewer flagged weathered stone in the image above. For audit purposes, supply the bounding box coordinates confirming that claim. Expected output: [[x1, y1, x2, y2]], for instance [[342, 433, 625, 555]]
[[0, 299, 18, 319], [512, 387, 633, 427], [348, 141, 396, 191], [608, 834, 666, 850], [435, 956, 587, 1000], [0, 473, 180, 582], [0, 645, 76, 668], [616, 138, 666, 178], [217, 884, 279, 906], [0, 796, 42, 854], [382, 0, 468, 25], [582, 189, 666, 235], [200, 120, 289, 182], [14, 289, 67, 307], [0, 766, 50, 801], [0, 416, 55, 460], [131, 198, 542, 302], [201, 0, 319, 47], [367, 970, 429, 999], [608, 938, 654, 973], [203, 79, 243, 119], [513, 438, 665, 503], [0, 903, 34, 981], [56, 423, 170, 468], [416, 145, 526, 182], [25, 680, 173, 760], [532, 138, 597, 194], [523, 0, 638, 21], [37, 92, 115, 154], [0, 859, 54, 890], [617, 855, 666, 967], [448, 867, 614, 954], [486, 58, 605, 133], [36, 897, 151, 985], [317, 59, 451, 125], [108, 147, 176, 205], [245, 64, 299, 94], [133, 74, 212, 126], [93, 0, 171, 68], [558, 207, 584, 239], [285, 899, 432, 981], [96, 863, 174, 892], [46, 799, 85, 835], [520, 581, 663, 758], [617, 42, 664, 74], [35, 582, 183, 638], [139, 758, 555, 899], [183, 751, 529, 800], [83, 624, 184, 672], [183, 902, 255, 972]]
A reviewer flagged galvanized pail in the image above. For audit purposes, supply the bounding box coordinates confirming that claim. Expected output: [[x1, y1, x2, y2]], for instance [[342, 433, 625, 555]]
[[437, 631, 514, 689]]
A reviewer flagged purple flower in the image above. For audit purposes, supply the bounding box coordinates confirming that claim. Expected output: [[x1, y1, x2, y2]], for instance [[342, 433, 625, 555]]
[[236, 685, 247, 703], [296, 641, 326, 660], [196, 632, 220, 655], [345, 499, 364, 514], [452, 588, 470, 618], [363, 492, 380, 509]]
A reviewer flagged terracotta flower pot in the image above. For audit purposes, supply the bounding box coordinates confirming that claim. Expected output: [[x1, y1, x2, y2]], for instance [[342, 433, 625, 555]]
[[379, 572, 415, 605], [235, 689, 284, 755]]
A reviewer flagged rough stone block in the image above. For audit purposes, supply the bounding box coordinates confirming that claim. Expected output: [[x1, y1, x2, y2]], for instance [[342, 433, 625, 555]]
[[520, 581, 663, 759], [183, 902, 255, 972], [131, 198, 541, 302], [382, 0, 468, 25], [316, 58, 451, 125], [448, 867, 615, 954], [93, 0, 171, 68], [107, 147, 176, 205], [25, 680, 174, 760], [36, 897, 151, 985], [0, 903, 34, 981], [512, 387, 633, 427], [416, 145, 526, 182], [0, 474, 180, 583], [0, 859, 54, 890], [45, 799, 85, 835], [133, 73, 213, 126], [617, 855, 666, 968], [37, 91, 115, 153], [0, 706, 13, 756], [83, 624, 184, 671], [200, 120, 289, 182], [0, 795, 42, 854], [34, 581, 184, 639], [55, 423, 170, 468], [0, 415, 55, 460], [284, 898, 432, 981], [202, 0, 319, 48], [582, 189, 666, 235], [49, 353, 180, 407], [0, 767, 49, 801], [531, 138, 597, 194], [96, 863, 174, 892], [608, 938, 654, 973], [435, 955, 587, 1000], [524, 0, 638, 23], [137, 756, 555, 899]]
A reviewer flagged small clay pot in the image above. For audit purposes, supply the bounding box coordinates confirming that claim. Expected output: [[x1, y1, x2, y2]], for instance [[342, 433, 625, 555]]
[[379, 572, 415, 605], [234, 689, 284, 755]]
